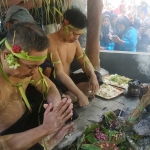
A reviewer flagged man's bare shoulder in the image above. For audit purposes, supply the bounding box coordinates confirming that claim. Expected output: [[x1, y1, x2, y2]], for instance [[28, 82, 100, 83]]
[[74, 40, 81, 46], [74, 40, 82, 51], [47, 32, 58, 42]]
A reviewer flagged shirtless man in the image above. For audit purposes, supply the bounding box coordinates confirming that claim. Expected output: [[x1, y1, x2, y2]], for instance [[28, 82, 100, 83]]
[[0, 22, 74, 150], [47, 8, 102, 107]]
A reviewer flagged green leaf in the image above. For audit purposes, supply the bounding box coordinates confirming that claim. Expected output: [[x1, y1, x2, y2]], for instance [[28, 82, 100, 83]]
[[77, 134, 85, 150], [86, 133, 97, 144], [109, 130, 118, 137], [108, 130, 118, 141], [100, 126, 109, 135], [84, 124, 99, 135], [81, 144, 101, 150], [105, 112, 117, 120]]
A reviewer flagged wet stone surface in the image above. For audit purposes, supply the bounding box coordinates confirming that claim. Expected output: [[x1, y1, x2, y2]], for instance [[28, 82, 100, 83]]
[[54, 94, 150, 150]]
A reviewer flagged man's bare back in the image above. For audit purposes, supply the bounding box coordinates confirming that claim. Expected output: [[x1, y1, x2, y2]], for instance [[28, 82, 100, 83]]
[[46, 8, 100, 106], [48, 32, 78, 75]]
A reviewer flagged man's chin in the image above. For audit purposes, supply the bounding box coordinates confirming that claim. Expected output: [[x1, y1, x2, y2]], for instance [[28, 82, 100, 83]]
[[17, 76, 31, 79], [16, 76, 26, 79], [69, 40, 75, 43]]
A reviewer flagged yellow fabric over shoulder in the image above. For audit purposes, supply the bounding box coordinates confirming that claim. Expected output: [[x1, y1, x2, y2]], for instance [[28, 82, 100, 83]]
[[0, 63, 34, 112], [50, 53, 61, 78], [34, 67, 49, 97], [77, 48, 95, 72]]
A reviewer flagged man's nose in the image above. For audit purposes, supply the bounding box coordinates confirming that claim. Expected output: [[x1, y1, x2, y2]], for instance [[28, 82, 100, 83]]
[[31, 67, 38, 75]]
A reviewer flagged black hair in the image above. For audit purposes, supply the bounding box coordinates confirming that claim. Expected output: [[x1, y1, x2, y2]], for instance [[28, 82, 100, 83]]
[[115, 15, 130, 30], [101, 15, 112, 43], [102, 15, 110, 21], [115, 16, 131, 39], [63, 8, 88, 29], [2, 22, 49, 52]]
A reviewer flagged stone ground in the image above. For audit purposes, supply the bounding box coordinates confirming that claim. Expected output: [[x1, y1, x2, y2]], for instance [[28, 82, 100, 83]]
[[54, 93, 140, 150]]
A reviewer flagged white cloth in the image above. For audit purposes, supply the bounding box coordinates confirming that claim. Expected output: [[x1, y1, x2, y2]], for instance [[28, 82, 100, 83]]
[[43, 23, 60, 34]]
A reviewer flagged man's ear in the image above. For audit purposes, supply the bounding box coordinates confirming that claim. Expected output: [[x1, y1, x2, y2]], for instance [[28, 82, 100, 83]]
[[5, 22, 12, 31], [3, 50, 11, 60]]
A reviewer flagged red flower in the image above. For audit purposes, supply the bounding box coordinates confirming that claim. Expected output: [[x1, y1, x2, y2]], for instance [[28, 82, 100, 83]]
[[12, 45, 21, 53], [65, 20, 69, 25]]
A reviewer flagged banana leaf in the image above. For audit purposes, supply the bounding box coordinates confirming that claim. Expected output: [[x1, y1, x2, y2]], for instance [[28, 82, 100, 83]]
[[100, 126, 117, 136], [86, 133, 98, 144], [77, 134, 85, 150], [81, 144, 101, 150], [84, 124, 99, 135]]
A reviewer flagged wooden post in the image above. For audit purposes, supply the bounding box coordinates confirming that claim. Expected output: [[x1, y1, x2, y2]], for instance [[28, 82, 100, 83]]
[[86, 0, 103, 70]]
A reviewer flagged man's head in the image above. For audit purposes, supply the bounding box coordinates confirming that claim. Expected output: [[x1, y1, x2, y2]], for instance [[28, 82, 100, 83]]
[[2, 6, 36, 31], [102, 15, 110, 27], [115, 16, 130, 33], [139, 22, 150, 36], [139, 10, 147, 20], [61, 8, 88, 43], [1, 22, 49, 79]]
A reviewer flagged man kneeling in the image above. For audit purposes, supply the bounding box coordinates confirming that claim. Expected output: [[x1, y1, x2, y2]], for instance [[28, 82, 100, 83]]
[[0, 22, 73, 150], [47, 8, 103, 107]]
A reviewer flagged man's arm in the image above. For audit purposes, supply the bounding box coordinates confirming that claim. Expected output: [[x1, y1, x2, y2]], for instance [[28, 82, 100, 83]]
[[0, 125, 48, 150], [31, 68, 61, 107], [47, 45, 89, 107], [56, 65, 89, 107], [0, 100, 73, 150], [17, 0, 42, 10], [0, 0, 22, 6], [0, 0, 42, 9], [75, 41, 99, 95]]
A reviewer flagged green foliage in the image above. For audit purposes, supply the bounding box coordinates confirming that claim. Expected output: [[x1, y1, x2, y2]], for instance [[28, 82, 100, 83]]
[[81, 144, 101, 150], [68, 111, 141, 150], [84, 124, 99, 136], [77, 134, 85, 150], [86, 133, 98, 144], [109, 74, 130, 85]]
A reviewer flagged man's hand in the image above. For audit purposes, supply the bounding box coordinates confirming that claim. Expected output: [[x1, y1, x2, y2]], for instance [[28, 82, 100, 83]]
[[111, 35, 121, 43], [42, 98, 73, 135], [89, 74, 99, 95], [100, 46, 105, 50], [78, 93, 89, 107]]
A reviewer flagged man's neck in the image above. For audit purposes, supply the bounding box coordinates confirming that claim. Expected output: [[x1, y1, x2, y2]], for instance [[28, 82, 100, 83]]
[[57, 28, 68, 43]]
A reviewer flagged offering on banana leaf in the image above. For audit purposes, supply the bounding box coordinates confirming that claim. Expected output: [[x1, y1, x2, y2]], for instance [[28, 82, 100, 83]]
[[67, 112, 142, 150], [96, 84, 124, 99], [103, 74, 131, 89]]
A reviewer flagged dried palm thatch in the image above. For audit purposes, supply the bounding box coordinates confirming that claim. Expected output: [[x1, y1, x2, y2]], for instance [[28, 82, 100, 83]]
[[0, 0, 85, 24], [127, 86, 150, 125], [0, 0, 86, 34]]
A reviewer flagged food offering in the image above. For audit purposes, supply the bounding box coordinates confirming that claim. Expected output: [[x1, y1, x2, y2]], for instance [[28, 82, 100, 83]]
[[96, 84, 124, 99], [103, 74, 131, 89], [67, 112, 136, 150]]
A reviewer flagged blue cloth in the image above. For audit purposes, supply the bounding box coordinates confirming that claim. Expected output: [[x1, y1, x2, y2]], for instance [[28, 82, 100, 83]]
[[100, 40, 114, 51], [118, 27, 137, 52]]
